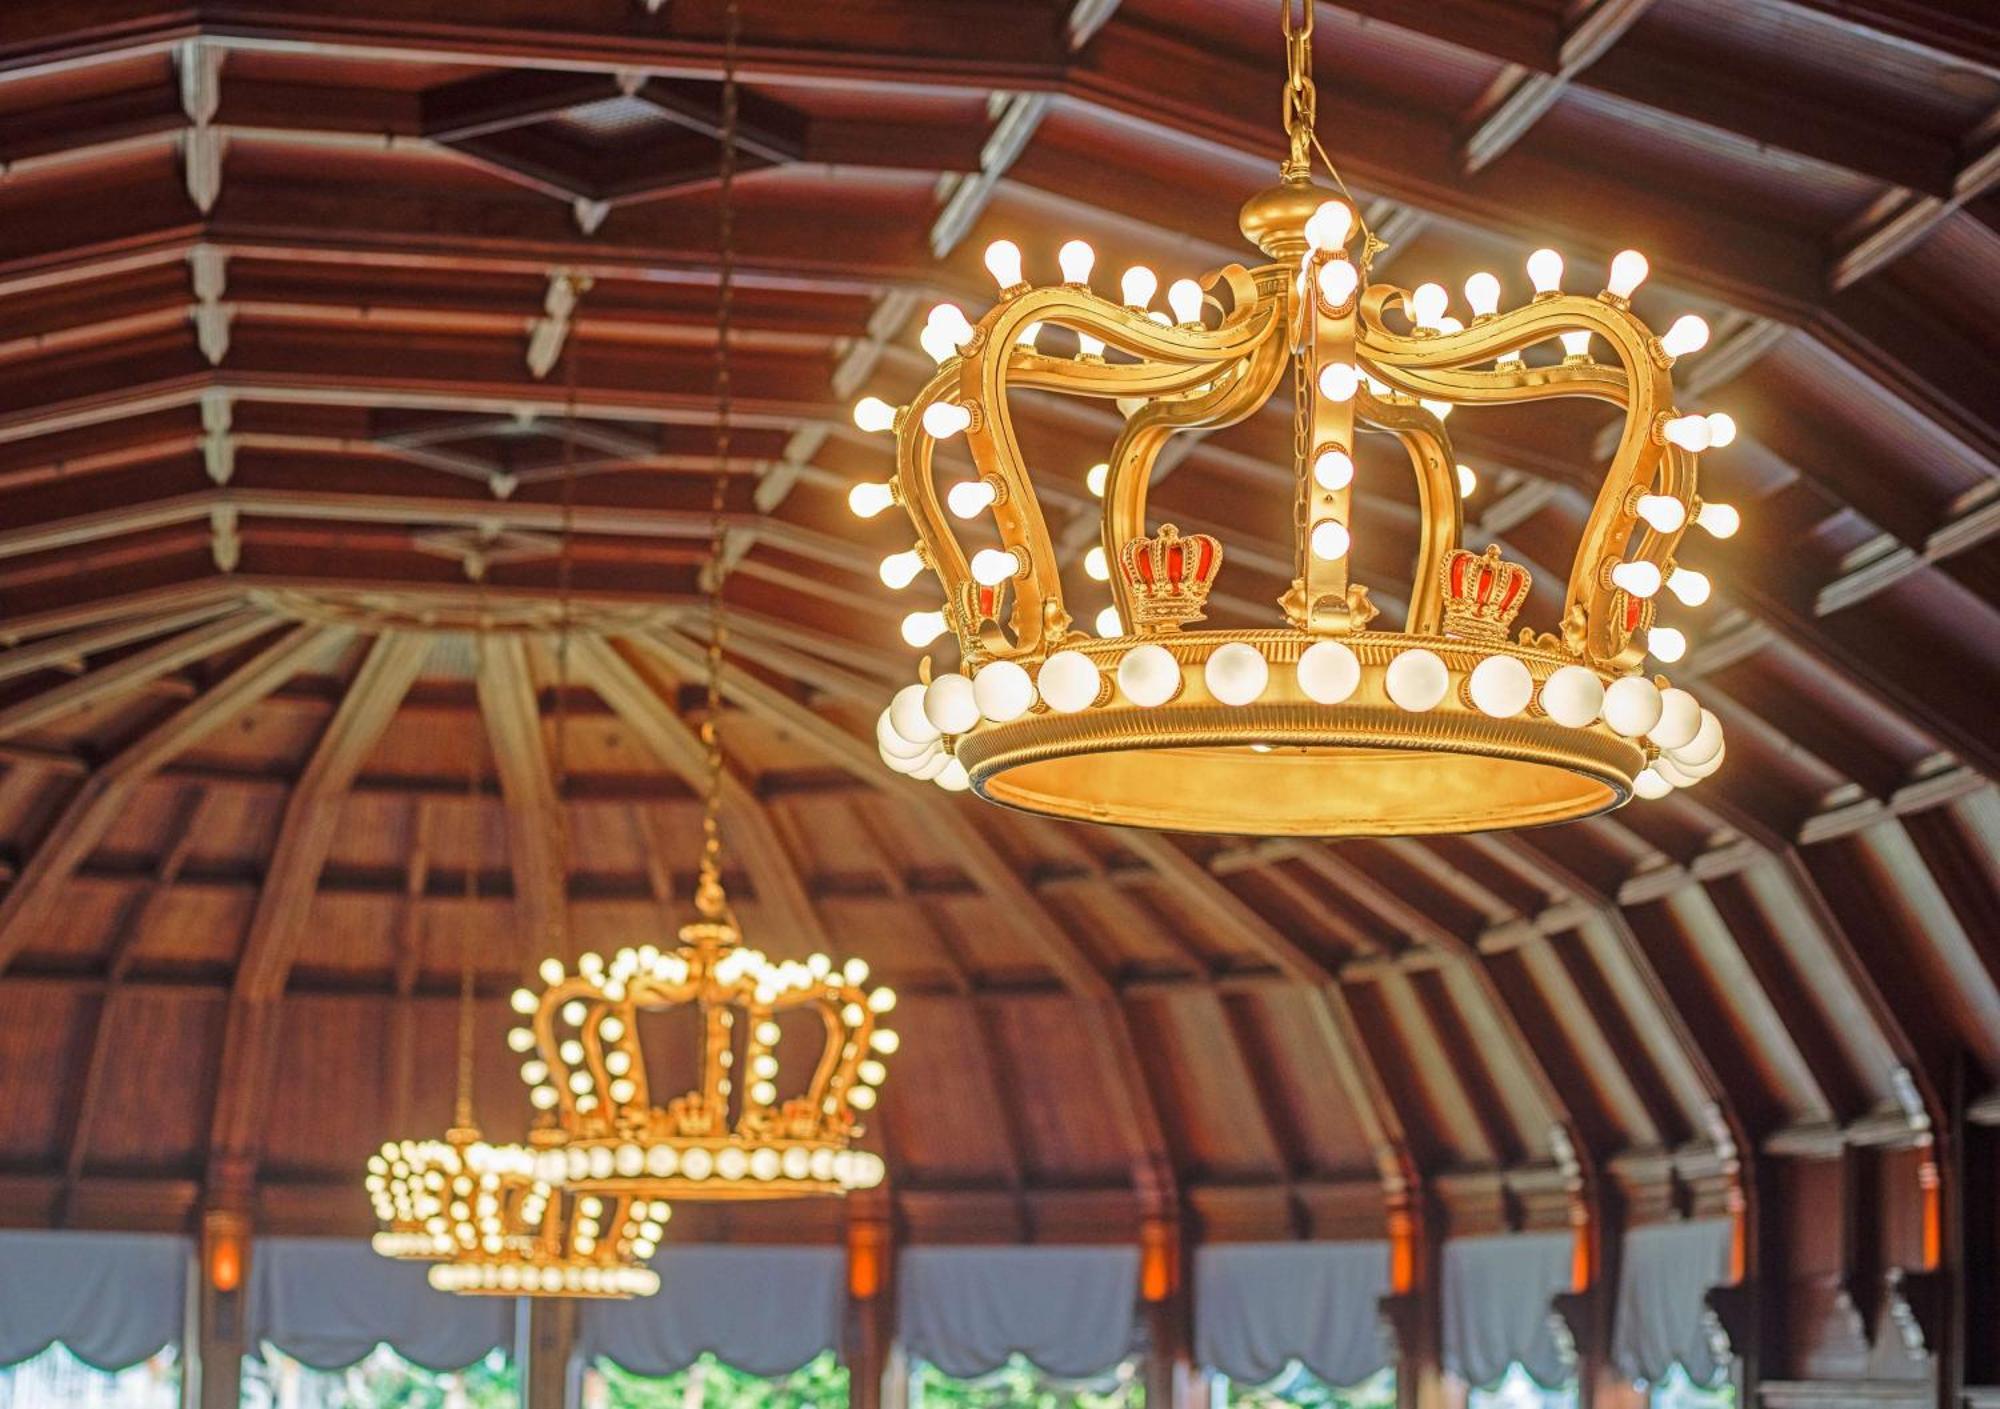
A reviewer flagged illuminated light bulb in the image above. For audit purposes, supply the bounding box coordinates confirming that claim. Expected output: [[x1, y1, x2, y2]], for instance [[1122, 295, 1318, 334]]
[[923, 673, 980, 734], [1204, 642, 1269, 706], [1495, 349, 1524, 368], [1602, 676, 1664, 738], [1095, 605, 1122, 636], [1385, 649, 1449, 712], [1606, 249, 1649, 299], [1633, 768, 1673, 800], [1313, 449, 1354, 491], [1609, 559, 1662, 598], [1662, 415, 1711, 452], [1438, 316, 1466, 335], [848, 481, 895, 518], [1527, 248, 1564, 295], [1660, 314, 1710, 358], [1058, 239, 1096, 285], [926, 302, 973, 346], [1117, 396, 1144, 418], [1018, 321, 1043, 348], [1083, 545, 1110, 581], [1647, 624, 1688, 662], [1654, 755, 1700, 789], [1168, 278, 1204, 324], [1037, 649, 1101, 713], [1317, 259, 1359, 306], [1694, 500, 1740, 538], [1085, 461, 1109, 496], [1468, 654, 1533, 718], [1704, 412, 1737, 448], [1296, 639, 1361, 704], [1120, 265, 1158, 309], [1310, 520, 1351, 561], [921, 402, 972, 439], [1116, 643, 1180, 707], [1670, 709, 1724, 770], [983, 239, 1024, 289], [1464, 272, 1502, 318], [1409, 282, 1450, 329], [918, 323, 959, 364], [1540, 664, 1604, 727], [1147, 309, 1172, 327], [1634, 494, 1688, 533], [1560, 330, 1592, 358], [852, 396, 896, 433], [973, 660, 1035, 722], [1318, 364, 1360, 401], [1456, 463, 1477, 498], [1305, 201, 1354, 251], [1077, 332, 1105, 357], [1650, 687, 1702, 751], [1420, 399, 1454, 421], [934, 757, 970, 792], [1666, 566, 1711, 606], [970, 547, 1019, 586], [511, 988, 537, 1014], [878, 550, 924, 590], [909, 749, 951, 781], [946, 479, 996, 518]]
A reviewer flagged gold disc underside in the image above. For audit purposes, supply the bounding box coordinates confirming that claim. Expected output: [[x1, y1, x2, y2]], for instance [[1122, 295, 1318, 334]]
[[964, 704, 1640, 836]]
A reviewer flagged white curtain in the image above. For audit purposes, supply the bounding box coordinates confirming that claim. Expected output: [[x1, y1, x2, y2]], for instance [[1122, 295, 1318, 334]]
[[246, 1238, 514, 1371], [576, 1245, 845, 1377], [0, 1231, 188, 1370], [1612, 1220, 1733, 1387], [1194, 1241, 1392, 1388], [1441, 1230, 1575, 1389], [898, 1245, 1140, 1380]]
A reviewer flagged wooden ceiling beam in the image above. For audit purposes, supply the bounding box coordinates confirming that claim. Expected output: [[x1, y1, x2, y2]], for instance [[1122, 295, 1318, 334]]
[[0, 618, 335, 975], [474, 634, 569, 972], [1457, 0, 1657, 175], [0, 608, 276, 741]]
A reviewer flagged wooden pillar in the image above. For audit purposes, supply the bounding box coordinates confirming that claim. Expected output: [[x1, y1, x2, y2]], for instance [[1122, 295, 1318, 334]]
[[188, 1208, 250, 1409], [1384, 1190, 1446, 1409], [1140, 1213, 1197, 1409], [524, 1297, 577, 1409], [847, 1191, 896, 1409]]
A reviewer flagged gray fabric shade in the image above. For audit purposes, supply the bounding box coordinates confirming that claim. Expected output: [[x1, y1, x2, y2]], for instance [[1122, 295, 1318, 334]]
[[1193, 1241, 1393, 1387], [246, 1238, 514, 1371], [0, 1231, 189, 1371], [577, 1245, 845, 1376], [898, 1245, 1140, 1379], [1612, 1219, 1733, 1387], [1441, 1231, 1576, 1389]]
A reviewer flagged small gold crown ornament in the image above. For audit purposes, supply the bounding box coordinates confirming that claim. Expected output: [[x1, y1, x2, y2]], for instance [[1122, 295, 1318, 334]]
[[846, 6, 1733, 835]]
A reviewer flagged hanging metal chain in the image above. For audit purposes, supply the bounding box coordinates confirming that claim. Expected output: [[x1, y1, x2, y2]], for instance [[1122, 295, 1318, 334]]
[[1279, 0, 1384, 264], [694, 0, 742, 925]]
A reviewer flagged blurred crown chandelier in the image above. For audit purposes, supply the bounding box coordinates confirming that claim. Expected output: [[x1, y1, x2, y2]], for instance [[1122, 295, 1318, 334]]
[[504, 0, 895, 1200], [856, 0, 1734, 836]]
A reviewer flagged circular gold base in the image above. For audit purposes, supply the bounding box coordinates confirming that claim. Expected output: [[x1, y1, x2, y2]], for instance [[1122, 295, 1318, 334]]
[[956, 631, 1642, 836]]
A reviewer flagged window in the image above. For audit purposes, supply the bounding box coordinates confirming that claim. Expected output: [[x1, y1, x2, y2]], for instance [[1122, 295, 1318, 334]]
[[1213, 1363, 1396, 1408], [910, 1353, 1145, 1408], [582, 1351, 848, 1409], [0, 1344, 179, 1409], [240, 1342, 519, 1409], [1646, 1365, 1734, 1409], [1464, 1364, 1577, 1409]]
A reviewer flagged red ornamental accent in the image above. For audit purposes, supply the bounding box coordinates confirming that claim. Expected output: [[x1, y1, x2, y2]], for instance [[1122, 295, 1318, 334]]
[[1440, 544, 1532, 641], [1121, 523, 1223, 629]]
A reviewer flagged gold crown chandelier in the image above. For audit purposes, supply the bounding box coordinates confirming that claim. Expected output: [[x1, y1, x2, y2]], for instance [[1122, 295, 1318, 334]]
[[852, 0, 1734, 837], [505, 0, 895, 1201]]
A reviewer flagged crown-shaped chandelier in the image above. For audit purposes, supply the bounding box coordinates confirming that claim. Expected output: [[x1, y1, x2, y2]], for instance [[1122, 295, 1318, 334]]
[[853, 1, 1733, 837]]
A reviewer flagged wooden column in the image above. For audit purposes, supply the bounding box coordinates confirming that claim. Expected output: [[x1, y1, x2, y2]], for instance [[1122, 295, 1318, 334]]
[[1140, 1213, 1197, 1409], [524, 1296, 578, 1409], [847, 1189, 896, 1409], [188, 1208, 250, 1409]]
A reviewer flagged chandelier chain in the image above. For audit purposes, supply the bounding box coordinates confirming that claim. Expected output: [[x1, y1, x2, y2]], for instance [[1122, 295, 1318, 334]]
[[1278, 2, 1381, 262], [695, 0, 742, 923]]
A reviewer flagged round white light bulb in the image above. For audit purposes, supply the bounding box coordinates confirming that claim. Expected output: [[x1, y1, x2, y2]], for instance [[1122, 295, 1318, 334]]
[[1541, 665, 1605, 727], [1607, 249, 1649, 299], [1117, 643, 1181, 707], [1468, 655, 1534, 718], [1317, 259, 1359, 307], [1464, 272, 1502, 317], [1083, 545, 1110, 581], [1168, 278, 1204, 324], [1310, 520, 1351, 561], [1120, 265, 1158, 309], [1077, 332, 1105, 357], [1662, 415, 1712, 453], [852, 396, 897, 433], [926, 302, 973, 346], [1318, 363, 1360, 402], [1456, 463, 1477, 498], [1314, 449, 1354, 491], [878, 550, 924, 590], [970, 548, 1019, 586], [1660, 314, 1710, 358], [973, 660, 1035, 722], [1409, 282, 1449, 329], [1649, 687, 1702, 751], [878, 708, 932, 759], [1527, 248, 1564, 294], [1602, 676, 1664, 737], [1304, 201, 1354, 251], [1037, 650, 1101, 712], [889, 683, 941, 746], [1635, 494, 1687, 533], [918, 323, 959, 364], [1633, 768, 1673, 800], [1647, 625, 1688, 663], [1095, 605, 1122, 636], [1666, 567, 1712, 606], [1058, 239, 1096, 285], [1385, 649, 1449, 712], [921, 402, 972, 439], [1609, 559, 1662, 598], [923, 673, 980, 734], [983, 239, 1024, 289], [1560, 330, 1592, 358], [934, 757, 971, 791], [946, 480, 996, 519], [1085, 462, 1109, 496], [848, 481, 895, 518], [1204, 642, 1269, 707], [1018, 321, 1043, 349], [900, 610, 948, 649], [1704, 412, 1737, 448], [1297, 640, 1361, 704], [1695, 501, 1740, 538], [1670, 709, 1724, 770]]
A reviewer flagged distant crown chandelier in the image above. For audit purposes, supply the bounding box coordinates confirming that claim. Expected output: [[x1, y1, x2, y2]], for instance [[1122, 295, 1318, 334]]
[[854, 0, 1734, 836], [505, 1, 895, 1199]]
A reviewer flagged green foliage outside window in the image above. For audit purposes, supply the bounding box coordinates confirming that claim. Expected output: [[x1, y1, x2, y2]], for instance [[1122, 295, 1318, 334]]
[[242, 1343, 519, 1409], [909, 1354, 1143, 1409], [590, 1352, 849, 1409], [1221, 1364, 1396, 1409]]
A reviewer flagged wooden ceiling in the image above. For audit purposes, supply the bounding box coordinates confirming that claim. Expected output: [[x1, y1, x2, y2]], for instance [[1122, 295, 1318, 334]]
[[0, 0, 1994, 1269]]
